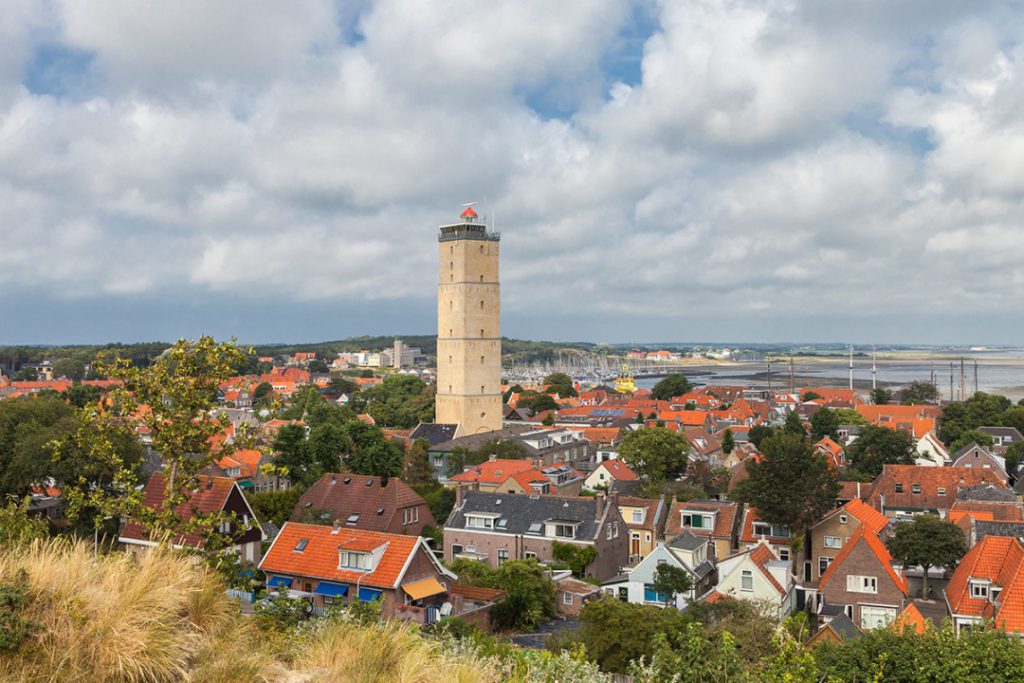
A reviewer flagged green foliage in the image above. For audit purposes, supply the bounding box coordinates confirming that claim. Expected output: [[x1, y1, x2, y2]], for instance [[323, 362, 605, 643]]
[[721, 428, 735, 455], [618, 426, 690, 486], [845, 425, 917, 477], [832, 407, 869, 425], [938, 392, 1012, 445], [886, 514, 966, 597], [62, 383, 102, 408], [254, 592, 312, 630], [362, 375, 434, 428], [685, 460, 731, 498], [810, 407, 841, 440], [448, 558, 556, 631], [245, 487, 303, 527], [801, 391, 822, 401], [748, 424, 774, 449], [552, 542, 598, 578], [871, 387, 892, 405], [328, 376, 358, 396], [252, 381, 273, 400], [950, 429, 995, 454], [1005, 442, 1024, 478], [404, 439, 435, 484], [650, 563, 692, 606], [1000, 406, 1024, 435], [0, 570, 35, 653], [578, 596, 688, 674], [0, 497, 48, 548], [901, 380, 942, 405], [412, 482, 455, 524], [518, 392, 559, 413], [650, 374, 694, 401], [541, 412, 556, 426], [782, 410, 805, 436], [734, 431, 839, 570], [543, 372, 577, 397]]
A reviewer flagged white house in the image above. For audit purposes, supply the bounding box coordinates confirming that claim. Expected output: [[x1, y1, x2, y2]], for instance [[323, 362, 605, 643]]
[[600, 532, 715, 609], [916, 432, 950, 467], [583, 459, 638, 491], [715, 541, 796, 619]]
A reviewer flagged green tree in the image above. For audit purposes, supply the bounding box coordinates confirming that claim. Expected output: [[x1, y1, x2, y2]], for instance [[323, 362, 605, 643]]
[[273, 423, 313, 483], [782, 410, 806, 436], [735, 432, 839, 572], [870, 387, 892, 405], [618, 426, 690, 487], [0, 496, 48, 548], [1005, 442, 1024, 480], [720, 428, 735, 455], [833, 407, 869, 425], [950, 429, 996, 454], [62, 383, 102, 408], [578, 596, 688, 673], [244, 487, 303, 527], [886, 514, 966, 598], [901, 380, 941, 405], [328, 377, 358, 396], [651, 563, 693, 607], [346, 422, 404, 477], [938, 392, 1012, 445], [810, 407, 840, 440], [651, 374, 693, 401], [449, 558, 556, 631], [403, 439, 435, 485], [522, 392, 559, 413], [748, 424, 774, 449], [52, 357, 87, 382], [801, 391, 822, 401], [552, 541, 598, 578], [541, 411, 556, 426], [252, 381, 273, 401], [845, 425, 917, 477], [542, 372, 577, 397]]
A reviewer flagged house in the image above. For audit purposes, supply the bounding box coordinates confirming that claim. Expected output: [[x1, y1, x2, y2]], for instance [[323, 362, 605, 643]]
[[448, 458, 537, 491], [817, 527, 908, 630], [807, 499, 891, 584], [119, 473, 263, 564], [408, 423, 459, 447], [258, 522, 459, 625], [891, 602, 930, 634], [448, 457, 584, 496], [867, 465, 1007, 521], [716, 542, 796, 619], [443, 490, 628, 580], [428, 426, 594, 481], [915, 432, 950, 467], [814, 437, 845, 469], [291, 474, 435, 537], [805, 612, 862, 649], [977, 426, 1024, 454], [945, 535, 1024, 635], [950, 443, 1008, 483], [584, 459, 638, 491], [600, 533, 715, 609], [555, 575, 601, 617], [664, 499, 738, 561], [738, 508, 794, 563], [617, 495, 665, 565]]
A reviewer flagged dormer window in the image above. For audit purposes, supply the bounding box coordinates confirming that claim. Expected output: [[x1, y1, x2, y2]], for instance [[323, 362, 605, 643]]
[[554, 523, 576, 539], [937, 487, 946, 496], [338, 550, 373, 571], [683, 512, 713, 529], [466, 513, 498, 529], [970, 580, 990, 599]]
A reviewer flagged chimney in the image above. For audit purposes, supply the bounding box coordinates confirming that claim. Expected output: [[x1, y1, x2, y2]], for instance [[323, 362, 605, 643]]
[[381, 476, 389, 488], [608, 490, 619, 507], [596, 492, 605, 521], [489, 453, 498, 462], [455, 485, 464, 508], [473, 481, 480, 491]]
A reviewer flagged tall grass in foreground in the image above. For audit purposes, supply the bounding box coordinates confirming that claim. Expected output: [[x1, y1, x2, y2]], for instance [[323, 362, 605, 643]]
[[0, 540, 545, 682]]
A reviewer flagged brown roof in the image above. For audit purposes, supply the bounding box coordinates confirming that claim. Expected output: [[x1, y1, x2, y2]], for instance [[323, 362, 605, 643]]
[[665, 499, 737, 540], [616, 496, 662, 531], [868, 465, 1007, 512], [556, 577, 600, 596], [291, 473, 434, 532], [120, 473, 240, 548], [449, 582, 506, 602]]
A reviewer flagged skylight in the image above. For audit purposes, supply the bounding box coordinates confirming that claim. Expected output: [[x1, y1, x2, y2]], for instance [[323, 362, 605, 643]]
[[294, 539, 309, 552], [347, 513, 360, 524]]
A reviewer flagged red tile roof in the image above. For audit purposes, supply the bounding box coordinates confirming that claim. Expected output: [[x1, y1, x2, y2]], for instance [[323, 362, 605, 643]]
[[750, 543, 786, 595], [594, 459, 637, 481], [844, 498, 891, 535], [258, 522, 424, 589], [868, 465, 1007, 512], [120, 473, 238, 548], [739, 508, 790, 546], [665, 499, 737, 540], [815, 437, 845, 468], [819, 526, 908, 595], [891, 602, 929, 634], [449, 459, 535, 484], [292, 473, 433, 532], [947, 536, 1024, 632]]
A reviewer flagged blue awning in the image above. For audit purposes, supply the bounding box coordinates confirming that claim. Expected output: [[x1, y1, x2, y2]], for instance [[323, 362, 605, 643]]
[[313, 582, 349, 597], [268, 576, 293, 589], [358, 587, 383, 602]]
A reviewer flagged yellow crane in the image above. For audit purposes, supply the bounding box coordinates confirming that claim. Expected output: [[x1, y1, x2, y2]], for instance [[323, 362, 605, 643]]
[[614, 363, 636, 394]]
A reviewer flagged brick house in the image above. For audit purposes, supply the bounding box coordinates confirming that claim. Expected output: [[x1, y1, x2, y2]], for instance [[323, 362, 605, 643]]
[[259, 522, 462, 625], [291, 473, 435, 537], [950, 443, 1008, 483], [555, 575, 601, 617], [738, 507, 793, 564], [817, 527, 908, 630], [664, 499, 738, 561], [806, 499, 891, 584], [867, 465, 1007, 521], [444, 490, 629, 581], [451, 458, 584, 496], [119, 473, 263, 564], [945, 535, 1024, 635]]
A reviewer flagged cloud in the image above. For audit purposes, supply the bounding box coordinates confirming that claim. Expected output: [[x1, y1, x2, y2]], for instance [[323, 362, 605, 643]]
[[0, 0, 1022, 343]]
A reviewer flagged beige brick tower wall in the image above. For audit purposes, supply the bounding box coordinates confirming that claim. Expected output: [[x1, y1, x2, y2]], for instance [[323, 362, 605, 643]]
[[436, 214, 502, 435]]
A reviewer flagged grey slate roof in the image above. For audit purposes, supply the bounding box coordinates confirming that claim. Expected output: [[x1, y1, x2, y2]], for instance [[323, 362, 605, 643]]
[[958, 483, 1018, 503], [827, 613, 863, 641], [978, 426, 1024, 442], [692, 559, 715, 579], [974, 520, 1024, 542], [952, 442, 989, 460], [447, 490, 604, 540], [410, 423, 459, 446], [668, 531, 707, 551]]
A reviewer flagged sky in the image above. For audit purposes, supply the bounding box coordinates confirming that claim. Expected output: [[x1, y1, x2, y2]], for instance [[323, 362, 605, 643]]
[[1, 1, 1023, 346]]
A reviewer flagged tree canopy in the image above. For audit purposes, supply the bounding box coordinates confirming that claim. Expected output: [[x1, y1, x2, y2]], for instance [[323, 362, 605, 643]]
[[901, 380, 941, 405], [809, 407, 840, 440], [650, 374, 694, 401], [617, 426, 689, 487], [542, 372, 577, 397], [886, 514, 966, 598], [845, 425, 917, 477], [939, 392, 1014, 445]]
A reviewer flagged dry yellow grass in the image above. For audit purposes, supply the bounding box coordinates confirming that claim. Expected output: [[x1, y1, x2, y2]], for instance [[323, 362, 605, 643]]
[[0, 540, 506, 683]]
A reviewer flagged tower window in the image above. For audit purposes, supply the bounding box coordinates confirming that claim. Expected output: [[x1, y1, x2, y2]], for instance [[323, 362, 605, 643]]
[[481, 385, 485, 394], [479, 275, 483, 282], [480, 245, 484, 254], [448, 385, 452, 393], [480, 412, 486, 418], [449, 300, 453, 308], [450, 274, 453, 281], [450, 246, 453, 254], [449, 329, 453, 336], [480, 329, 484, 337], [480, 356, 484, 364], [449, 356, 452, 364], [480, 300, 484, 310], [450, 261, 453, 270]]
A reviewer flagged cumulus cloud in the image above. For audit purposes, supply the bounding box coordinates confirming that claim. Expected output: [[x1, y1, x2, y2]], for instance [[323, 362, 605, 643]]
[[0, 0, 1022, 343]]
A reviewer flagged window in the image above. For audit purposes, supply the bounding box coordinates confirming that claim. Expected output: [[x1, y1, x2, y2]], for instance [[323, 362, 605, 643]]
[[683, 513, 708, 529], [524, 551, 537, 560], [824, 536, 842, 549], [846, 575, 878, 594], [480, 300, 484, 309], [970, 581, 990, 599], [839, 515, 848, 524], [338, 550, 372, 571], [752, 522, 771, 537], [618, 587, 628, 602], [480, 355, 485, 364], [895, 484, 904, 493], [346, 513, 360, 525], [563, 592, 573, 605], [466, 515, 495, 529], [644, 584, 668, 603], [497, 549, 509, 567], [433, 455, 444, 467], [481, 385, 485, 394], [219, 520, 231, 534], [479, 275, 484, 282], [911, 484, 921, 494], [451, 544, 463, 557], [937, 487, 946, 496], [480, 329, 485, 337], [403, 507, 419, 525], [741, 570, 753, 591], [819, 557, 832, 576], [631, 509, 644, 524], [480, 245, 484, 254], [294, 539, 309, 552], [844, 605, 854, 619], [554, 523, 576, 539], [779, 548, 790, 561], [606, 521, 619, 540]]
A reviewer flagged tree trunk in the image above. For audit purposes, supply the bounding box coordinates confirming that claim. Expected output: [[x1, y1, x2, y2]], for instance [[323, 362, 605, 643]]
[[921, 563, 930, 598]]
